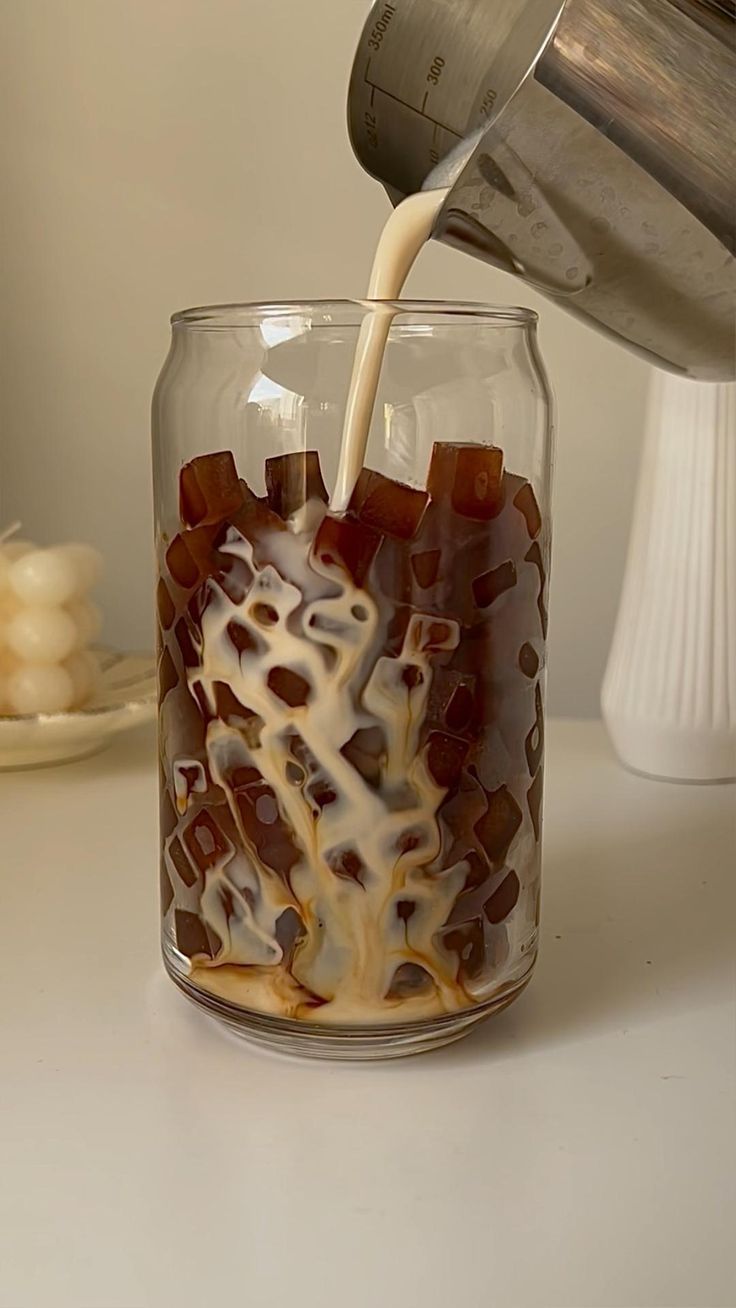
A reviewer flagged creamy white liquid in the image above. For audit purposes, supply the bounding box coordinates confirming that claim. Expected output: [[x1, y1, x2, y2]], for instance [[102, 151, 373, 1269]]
[[331, 188, 449, 510]]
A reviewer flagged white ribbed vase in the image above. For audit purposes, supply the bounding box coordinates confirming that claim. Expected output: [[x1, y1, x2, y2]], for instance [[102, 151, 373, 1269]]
[[602, 375, 736, 783]]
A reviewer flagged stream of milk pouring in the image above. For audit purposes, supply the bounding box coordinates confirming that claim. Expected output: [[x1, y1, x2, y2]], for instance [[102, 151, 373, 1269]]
[[330, 188, 449, 511]]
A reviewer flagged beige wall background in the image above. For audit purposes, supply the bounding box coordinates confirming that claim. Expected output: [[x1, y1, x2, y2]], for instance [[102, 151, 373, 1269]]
[[0, 0, 651, 717]]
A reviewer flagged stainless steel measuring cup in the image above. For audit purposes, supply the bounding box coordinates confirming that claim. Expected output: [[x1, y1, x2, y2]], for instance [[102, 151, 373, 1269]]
[[348, 0, 736, 379]]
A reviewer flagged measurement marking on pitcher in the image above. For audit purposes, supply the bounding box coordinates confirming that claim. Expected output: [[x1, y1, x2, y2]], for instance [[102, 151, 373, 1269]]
[[363, 64, 462, 139], [366, 4, 396, 51]]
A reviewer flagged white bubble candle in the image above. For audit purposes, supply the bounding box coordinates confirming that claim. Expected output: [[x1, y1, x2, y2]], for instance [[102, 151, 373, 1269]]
[[0, 526, 104, 715]]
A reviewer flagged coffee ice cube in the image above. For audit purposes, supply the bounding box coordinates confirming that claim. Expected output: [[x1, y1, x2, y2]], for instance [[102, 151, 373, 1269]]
[[472, 559, 517, 610], [410, 548, 441, 589], [349, 468, 429, 540], [427, 443, 504, 520], [527, 768, 543, 841], [179, 451, 245, 528], [518, 642, 540, 679], [158, 646, 178, 701], [312, 513, 380, 587], [165, 535, 200, 590], [159, 772, 178, 834], [525, 683, 544, 775], [483, 870, 520, 924], [212, 680, 259, 729], [341, 726, 385, 788], [425, 731, 469, 790], [267, 666, 311, 708], [175, 616, 199, 669], [228, 494, 286, 547], [474, 785, 523, 865], [404, 612, 460, 656], [215, 548, 255, 606], [386, 962, 434, 999], [274, 907, 306, 962], [157, 579, 176, 630], [525, 541, 548, 637], [326, 844, 366, 886], [169, 833, 199, 887], [426, 668, 477, 736], [160, 865, 174, 916], [512, 481, 542, 539], [265, 450, 328, 520], [440, 917, 486, 982], [183, 810, 232, 873], [232, 772, 300, 878], [174, 909, 220, 960]]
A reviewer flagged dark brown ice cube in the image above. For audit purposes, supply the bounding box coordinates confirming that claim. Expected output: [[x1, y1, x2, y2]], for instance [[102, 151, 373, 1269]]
[[158, 647, 178, 701], [474, 786, 523, 865], [165, 535, 200, 590], [404, 612, 460, 655], [312, 513, 380, 587], [212, 681, 259, 730], [226, 619, 258, 657], [383, 604, 413, 657], [341, 726, 385, 788], [519, 642, 540, 679], [426, 731, 470, 790], [349, 468, 429, 540], [472, 560, 517, 610], [169, 834, 199, 887], [214, 547, 255, 606], [309, 778, 337, 810], [396, 899, 416, 924], [525, 541, 548, 638], [426, 668, 477, 736], [265, 450, 328, 520], [527, 768, 543, 841], [175, 616, 199, 669], [525, 683, 544, 775], [410, 549, 441, 589], [512, 481, 542, 539], [267, 666, 311, 708], [183, 810, 231, 873], [160, 864, 174, 916], [386, 962, 434, 999], [231, 773, 300, 879], [440, 917, 486, 982], [179, 451, 245, 528], [159, 786, 178, 841], [157, 579, 176, 630], [182, 524, 222, 577], [427, 443, 504, 521], [437, 771, 490, 871], [228, 494, 286, 546], [174, 909, 220, 960], [483, 870, 520, 924], [274, 907, 306, 962], [326, 845, 366, 886]]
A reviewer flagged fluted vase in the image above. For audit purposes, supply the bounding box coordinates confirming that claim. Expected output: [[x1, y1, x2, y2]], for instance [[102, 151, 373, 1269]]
[[602, 375, 736, 783]]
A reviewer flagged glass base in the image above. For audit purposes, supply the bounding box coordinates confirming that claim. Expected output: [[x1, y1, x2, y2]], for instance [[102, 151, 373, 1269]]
[[163, 939, 534, 1061]]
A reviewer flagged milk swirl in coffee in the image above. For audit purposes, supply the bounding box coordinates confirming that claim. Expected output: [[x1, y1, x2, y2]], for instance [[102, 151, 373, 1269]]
[[158, 192, 547, 1024]]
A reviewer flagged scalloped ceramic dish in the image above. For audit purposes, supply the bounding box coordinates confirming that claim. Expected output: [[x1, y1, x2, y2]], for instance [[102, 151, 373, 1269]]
[[0, 649, 156, 769]]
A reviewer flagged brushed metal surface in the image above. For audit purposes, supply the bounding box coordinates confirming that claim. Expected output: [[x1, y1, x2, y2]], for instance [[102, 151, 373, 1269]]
[[348, 0, 736, 379]]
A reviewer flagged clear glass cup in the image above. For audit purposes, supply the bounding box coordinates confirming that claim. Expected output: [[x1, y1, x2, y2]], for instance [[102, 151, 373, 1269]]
[[153, 300, 553, 1058]]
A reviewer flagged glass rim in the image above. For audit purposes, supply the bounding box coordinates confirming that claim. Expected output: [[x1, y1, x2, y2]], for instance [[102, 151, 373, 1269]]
[[170, 299, 538, 330]]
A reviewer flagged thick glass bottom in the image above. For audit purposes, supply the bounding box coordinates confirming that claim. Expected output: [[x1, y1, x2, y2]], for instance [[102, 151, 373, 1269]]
[[162, 938, 535, 1060]]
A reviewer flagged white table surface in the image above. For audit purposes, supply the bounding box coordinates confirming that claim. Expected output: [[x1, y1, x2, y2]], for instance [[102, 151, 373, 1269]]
[[1, 719, 734, 1308]]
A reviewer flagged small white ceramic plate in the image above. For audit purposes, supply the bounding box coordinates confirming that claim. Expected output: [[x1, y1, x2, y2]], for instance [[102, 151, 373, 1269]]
[[0, 649, 156, 769]]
